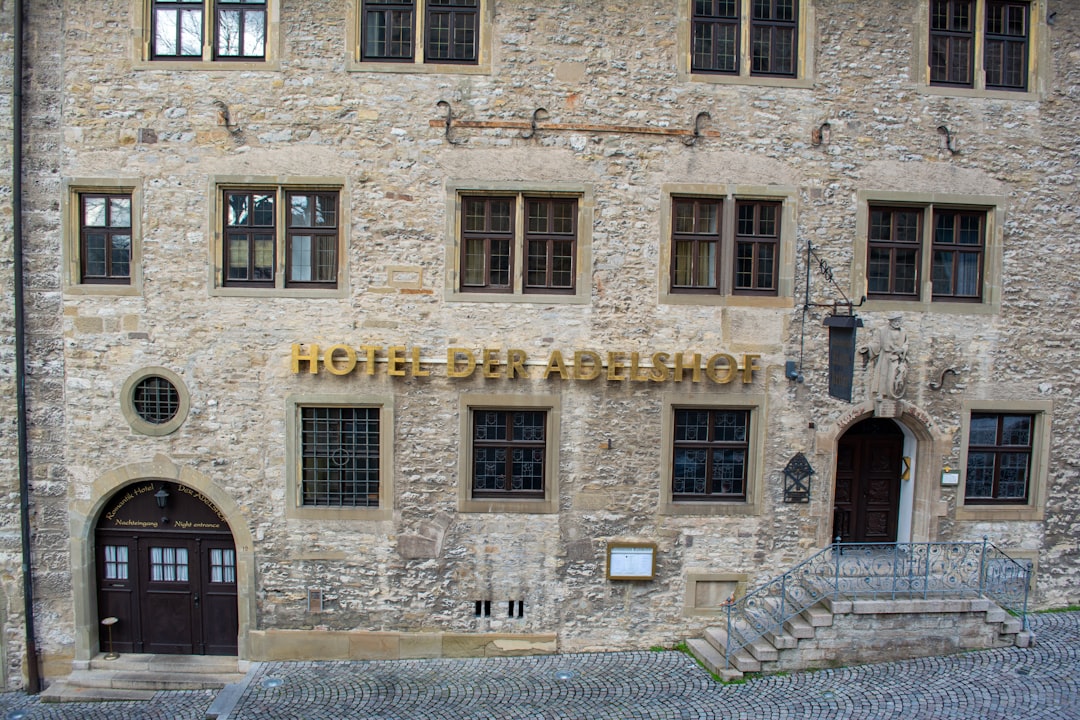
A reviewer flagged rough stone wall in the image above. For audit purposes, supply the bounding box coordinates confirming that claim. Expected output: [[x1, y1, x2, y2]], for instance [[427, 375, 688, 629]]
[[4, 0, 1078, 683]]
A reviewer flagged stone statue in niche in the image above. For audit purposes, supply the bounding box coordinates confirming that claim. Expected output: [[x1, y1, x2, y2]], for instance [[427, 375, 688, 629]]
[[860, 314, 909, 401]]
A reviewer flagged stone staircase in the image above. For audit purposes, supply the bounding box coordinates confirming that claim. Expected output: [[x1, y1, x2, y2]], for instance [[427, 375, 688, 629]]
[[40, 654, 247, 703], [688, 595, 1033, 682]]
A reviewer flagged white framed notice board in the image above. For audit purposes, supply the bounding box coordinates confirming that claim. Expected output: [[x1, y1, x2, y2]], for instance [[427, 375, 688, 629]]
[[606, 542, 657, 581]]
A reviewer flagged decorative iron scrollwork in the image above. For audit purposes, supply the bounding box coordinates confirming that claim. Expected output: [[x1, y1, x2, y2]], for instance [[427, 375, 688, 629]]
[[783, 452, 814, 503]]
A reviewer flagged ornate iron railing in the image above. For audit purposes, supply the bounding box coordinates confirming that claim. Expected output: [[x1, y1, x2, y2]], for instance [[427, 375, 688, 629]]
[[721, 538, 1031, 669]]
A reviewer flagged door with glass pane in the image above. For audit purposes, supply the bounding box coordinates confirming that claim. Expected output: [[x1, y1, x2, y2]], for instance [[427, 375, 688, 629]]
[[201, 539, 239, 655], [96, 538, 140, 653], [140, 539, 200, 654]]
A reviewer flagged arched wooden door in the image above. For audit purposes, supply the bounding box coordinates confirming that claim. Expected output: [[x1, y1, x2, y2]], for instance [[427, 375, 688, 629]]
[[832, 419, 904, 543], [95, 481, 238, 655]]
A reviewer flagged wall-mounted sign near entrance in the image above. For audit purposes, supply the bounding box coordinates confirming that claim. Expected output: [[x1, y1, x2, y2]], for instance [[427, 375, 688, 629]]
[[98, 481, 229, 532], [291, 344, 762, 385], [825, 315, 863, 403], [606, 542, 657, 581]]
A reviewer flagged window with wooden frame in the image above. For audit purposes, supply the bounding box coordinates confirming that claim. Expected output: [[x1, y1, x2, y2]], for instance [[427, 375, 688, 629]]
[[149, 0, 268, 61], [359, 0, 479, 65], [79, 193, 132, 285], [670, 196, 780, 296], [964, 412, 1033, 504], [459, 194, 578, 295], [867, 204, 986, 303], [221, 187, 340, 289], [470, 409, 547, 499], [672, 408, 750, 501], [927, 0, 1032, 92], [691, 0, 799, 78]]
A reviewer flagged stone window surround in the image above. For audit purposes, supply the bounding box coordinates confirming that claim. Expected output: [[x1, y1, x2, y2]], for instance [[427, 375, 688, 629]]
[[444, 182, 594, 305], [658, 392, 767, 517], [285, 393, 396, 522], [851, 190, 1005, 316], [131, 0, 282, 70], [659, 184, 798, 308], [954, 398, 1052, 522], [207, 176, 350, 299], [120, 366, 191, 437], [676, 0, 817, 88], [457, 393, 561, 514], [911, 0, 1049, 101], [62, 178, 144, 297], [346, 0, 493, 75]]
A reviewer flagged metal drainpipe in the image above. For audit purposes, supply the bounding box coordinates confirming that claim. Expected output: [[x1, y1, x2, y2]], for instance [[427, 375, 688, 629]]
[[13, 0, 42, 694]]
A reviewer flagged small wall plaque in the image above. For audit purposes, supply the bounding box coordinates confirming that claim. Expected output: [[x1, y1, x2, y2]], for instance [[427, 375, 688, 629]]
[[606, 542, 656, 581], [941, 471, 959, 486]]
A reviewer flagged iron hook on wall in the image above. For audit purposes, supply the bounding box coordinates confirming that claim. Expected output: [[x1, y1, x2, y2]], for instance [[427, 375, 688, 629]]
[[928, 366, 960, 391], [436, 100, 464, 145], [522, 107, 549, 140], [937, 125, 959, 155], [682, 111, 712, 146]]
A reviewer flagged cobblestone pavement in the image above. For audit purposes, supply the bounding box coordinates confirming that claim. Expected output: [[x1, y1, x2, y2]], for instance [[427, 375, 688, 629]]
[[1, 611, 1077, 719]]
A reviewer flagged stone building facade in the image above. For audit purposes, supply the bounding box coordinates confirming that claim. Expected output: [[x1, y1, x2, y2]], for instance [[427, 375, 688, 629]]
[[2, 0, 1078, 688]]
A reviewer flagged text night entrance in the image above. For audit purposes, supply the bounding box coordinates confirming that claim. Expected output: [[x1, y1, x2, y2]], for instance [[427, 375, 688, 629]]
[[832, 418, 904, 543], [95, 481, 238, 655]]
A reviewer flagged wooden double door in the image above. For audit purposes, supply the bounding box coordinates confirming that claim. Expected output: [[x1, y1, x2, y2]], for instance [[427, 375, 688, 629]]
[[96, 532, 238, 655], [832, 419, 904, 544]]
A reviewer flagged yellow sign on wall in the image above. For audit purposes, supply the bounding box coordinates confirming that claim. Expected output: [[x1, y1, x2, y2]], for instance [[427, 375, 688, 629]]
[[291, 344, 761, 384]]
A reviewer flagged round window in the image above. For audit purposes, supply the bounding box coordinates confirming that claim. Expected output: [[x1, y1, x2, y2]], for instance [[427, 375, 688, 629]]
[[121, 367, 190, 436]]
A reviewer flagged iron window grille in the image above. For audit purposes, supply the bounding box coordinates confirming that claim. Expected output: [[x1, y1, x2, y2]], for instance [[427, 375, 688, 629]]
[[132, 376, 181, 425], [300, 407, 381, 508]]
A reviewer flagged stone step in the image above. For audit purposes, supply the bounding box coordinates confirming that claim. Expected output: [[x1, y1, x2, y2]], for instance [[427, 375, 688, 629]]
[[730, 648, 761, 673], [66, 668, 244, 691], [821, 596, 852, 614], [702, 626, 733, 655], [1000, 616, 1023, 634], [40, 682, 158, 704], [763, 628, 798, 649], [783, 613, 815, 639], [802, 604, 834, 628], [89, 653, 241, 675], [745, 637, 779, 662], [1014, 630, 1035, 648], [686, 638, 744, 681]]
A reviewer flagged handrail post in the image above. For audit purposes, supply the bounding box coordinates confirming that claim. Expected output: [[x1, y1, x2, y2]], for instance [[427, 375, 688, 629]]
[[978, 535, 988, 596], [779, 573, 787, 624], [922, 543, 930, 599], [724, 601, 732, 669], [833, 536, 841, 598], [1021, 562, 1031, 632], [892, 542, 899, 600]]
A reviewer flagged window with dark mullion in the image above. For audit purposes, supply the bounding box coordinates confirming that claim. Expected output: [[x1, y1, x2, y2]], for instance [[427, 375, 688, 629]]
[[80, 193, 132, 284], [224, 190, 276, 285], [461, 196, 514, 291], [733, 201, 779, 294], [867, 206, 921, 299], [361, 0, 415, 61], [692, 0, 740, 74], [525, 198, 577, 293], [673, 409, 749, 500], [965, 413, 1033, 504], [930, 0, 975, 86], [214, 0, 267, 60], [425, 0, 478, 64], [750, 0, 797, 76], [152, 0, 205, 59], [931, 210, 984, 301], [286, 191, 339, 287], [985, 1, 1029, 90], [671, 197, 721, 291], [472, 409, 546, 498]]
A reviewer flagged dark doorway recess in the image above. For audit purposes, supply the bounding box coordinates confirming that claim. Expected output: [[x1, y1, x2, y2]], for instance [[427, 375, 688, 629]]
[[832, 418, 903, 544], [95, 481, 238, 655]]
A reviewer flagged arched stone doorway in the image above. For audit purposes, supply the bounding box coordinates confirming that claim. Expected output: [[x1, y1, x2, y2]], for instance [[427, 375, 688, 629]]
[[832, 418, 904, 543], [94, 480, 238, 655]]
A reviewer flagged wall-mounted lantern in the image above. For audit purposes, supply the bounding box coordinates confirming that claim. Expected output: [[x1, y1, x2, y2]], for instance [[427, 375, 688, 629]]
[[783, 452, 815, 503]]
